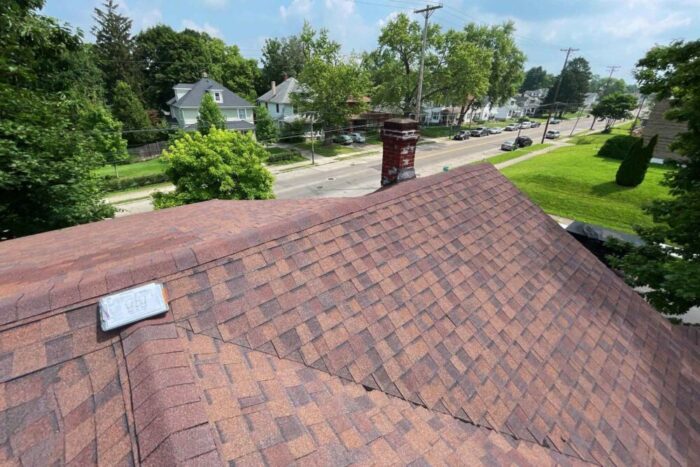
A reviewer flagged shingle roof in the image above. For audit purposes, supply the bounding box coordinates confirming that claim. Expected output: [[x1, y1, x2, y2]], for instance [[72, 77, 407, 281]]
[[182, 120, 256, 132], [0, 164, 698, 466], [171, 78, 253, 108], [257, 77, 301, 105]]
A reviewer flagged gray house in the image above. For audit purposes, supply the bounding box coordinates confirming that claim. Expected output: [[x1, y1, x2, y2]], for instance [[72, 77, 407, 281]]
[[257, 77, 301, 125], [167, 78, 255, 131]]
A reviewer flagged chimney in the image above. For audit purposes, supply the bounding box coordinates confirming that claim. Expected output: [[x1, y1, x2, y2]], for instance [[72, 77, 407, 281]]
[[381, 118, 419, 186], [271, 81, 276, 95]]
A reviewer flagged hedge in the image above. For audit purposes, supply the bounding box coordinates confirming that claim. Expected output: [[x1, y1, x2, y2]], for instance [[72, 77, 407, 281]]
[[598, 135, 641, 160], [266, 149, 305, 165], [102, 173, 170, 191]]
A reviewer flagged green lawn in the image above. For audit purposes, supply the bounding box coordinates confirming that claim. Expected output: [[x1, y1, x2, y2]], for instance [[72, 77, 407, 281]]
[[501, 140, 671, 233], [484, 143, 552, 165], [95, 157, 166, 179], [295, 142, 358, 157]]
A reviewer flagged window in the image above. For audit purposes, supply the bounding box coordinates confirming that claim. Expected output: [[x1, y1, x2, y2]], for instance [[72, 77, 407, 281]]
[[213, 91, 222, 103], [238, 109, 247, 119], [276, 104, 279, 113]]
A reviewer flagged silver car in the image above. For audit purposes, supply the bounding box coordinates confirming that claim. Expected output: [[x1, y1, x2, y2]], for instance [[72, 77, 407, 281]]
[[519, 121, 532, 129], [501, 140, 517, 151], [348, 132, 366, 143], [488, 127, 503, 134], [545, 130, 560, 139], [504, 124, 518, 131]]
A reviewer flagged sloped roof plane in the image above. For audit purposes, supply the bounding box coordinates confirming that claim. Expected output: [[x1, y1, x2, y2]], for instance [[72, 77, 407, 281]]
[[257, 77, 301, 105], [171, 78, 252, 108], [0, 164, 698, 466]]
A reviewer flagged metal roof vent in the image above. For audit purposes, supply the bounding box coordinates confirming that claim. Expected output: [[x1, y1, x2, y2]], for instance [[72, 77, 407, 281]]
[[99, 283, 169, 331]]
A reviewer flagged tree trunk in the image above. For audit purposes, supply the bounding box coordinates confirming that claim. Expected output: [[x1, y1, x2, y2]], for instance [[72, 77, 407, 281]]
[[456, 98, 475, 127]]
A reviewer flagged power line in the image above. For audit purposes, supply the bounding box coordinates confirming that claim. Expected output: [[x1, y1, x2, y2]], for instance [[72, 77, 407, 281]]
[[414, 4, 443, 123], [541, 47, 578, 143]]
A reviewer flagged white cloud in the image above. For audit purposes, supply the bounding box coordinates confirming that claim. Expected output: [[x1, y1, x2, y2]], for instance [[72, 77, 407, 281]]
[[279, 0, 313, 20], [140, 8, 162, 29], [181, 19, 223, 38], [200, 0, 229, 7]]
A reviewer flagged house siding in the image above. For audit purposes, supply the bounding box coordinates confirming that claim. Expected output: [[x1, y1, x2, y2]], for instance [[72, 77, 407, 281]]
[[642, 99, 688, 161]]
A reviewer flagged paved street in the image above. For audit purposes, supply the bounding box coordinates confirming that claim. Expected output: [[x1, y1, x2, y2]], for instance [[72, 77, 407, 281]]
[[112, 116, 596, 216], [275, 116, 595, 199]]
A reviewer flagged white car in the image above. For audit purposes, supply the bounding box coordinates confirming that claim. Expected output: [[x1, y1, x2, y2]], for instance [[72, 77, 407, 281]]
[[488, 127, 503, 134], [545, 130, 560, 139], [519, 121, 532, 129], [348, 132, 366, 143], [504, 124, 518, 131]]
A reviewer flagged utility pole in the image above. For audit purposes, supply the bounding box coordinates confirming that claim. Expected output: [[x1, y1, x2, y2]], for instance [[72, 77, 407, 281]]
[[414, 4, 442, 124], [629, 95, 646, 135], [541, 47, 579, 143], [590, 65, 621, 130]]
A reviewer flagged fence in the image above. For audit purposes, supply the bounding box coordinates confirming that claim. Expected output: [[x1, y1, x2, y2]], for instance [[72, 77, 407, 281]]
[[127, 141, 169, 161]]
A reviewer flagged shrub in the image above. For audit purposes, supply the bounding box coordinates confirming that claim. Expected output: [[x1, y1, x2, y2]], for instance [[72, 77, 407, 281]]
[[598, 135, 641, 159], [102, 173, 169, 191], [281, 119, 307, 143], [266, 149, 305, 165], [615, 135, 658, 187]]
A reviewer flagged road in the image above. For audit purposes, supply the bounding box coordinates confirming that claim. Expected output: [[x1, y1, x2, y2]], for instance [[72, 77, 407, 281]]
[[112, 117, 596, 216], [275, 116, 595, 199]]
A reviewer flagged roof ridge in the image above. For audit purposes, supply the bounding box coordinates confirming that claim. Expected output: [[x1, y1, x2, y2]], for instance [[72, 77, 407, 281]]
[[180, 315, 593, 464], [0, 164, 493, 327]]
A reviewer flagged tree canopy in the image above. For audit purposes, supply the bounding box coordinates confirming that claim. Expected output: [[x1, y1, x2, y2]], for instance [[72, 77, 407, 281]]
[[608, 40, 700, 316], [591, 92, 637, 130], [254, 105, 278, 144], [153, 129, 274, 208], [1, 0, 118, 238], [520, 66, 554, 92], [92, 0, 134, 100], [197, 92, 226, 135], [543, 57, 592, 115]]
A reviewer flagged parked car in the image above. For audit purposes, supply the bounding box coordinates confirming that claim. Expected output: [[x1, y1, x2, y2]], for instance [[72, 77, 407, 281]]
[[550, 118, 561, 124], [488, 127, 503, 134], [348, 132, 366, 143], [519, 121, 532, 129], [501, 140, 517, 151], [530, 122, 541, 128], [504, 124, 518, 131], [515, 135, 533, 147], [453, 130, 470, 141], [545, 130, 560, 139], [470, 127, 489, 137], [333, 134, 353, 145]]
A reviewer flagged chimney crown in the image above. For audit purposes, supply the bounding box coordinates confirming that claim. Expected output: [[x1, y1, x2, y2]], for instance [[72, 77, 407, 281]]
[[380, 118, 419, 187]]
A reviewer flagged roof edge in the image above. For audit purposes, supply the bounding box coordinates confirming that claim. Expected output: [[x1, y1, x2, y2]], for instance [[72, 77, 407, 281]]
[[0, 164, 498, 324]]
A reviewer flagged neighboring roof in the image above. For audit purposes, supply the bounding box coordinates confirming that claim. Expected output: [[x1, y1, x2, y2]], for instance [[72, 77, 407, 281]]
[[171, 78, 252, 108], [0, 164, 698, 466], [174, 83, 194, 88], [257, 77, 300, 105], [182, 120, 256, 132]]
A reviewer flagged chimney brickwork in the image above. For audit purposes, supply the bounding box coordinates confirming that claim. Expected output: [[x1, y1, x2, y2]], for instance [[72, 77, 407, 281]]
[[381, 118, 419, 186]]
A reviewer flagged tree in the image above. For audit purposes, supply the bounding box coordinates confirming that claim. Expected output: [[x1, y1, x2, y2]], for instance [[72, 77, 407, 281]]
[[543, 57, 592, 116], [1, 1, 116, 238], [438, 30, 491, 125], [153, 129, 274, 208], [615, 135, 658, 187], [590, 74, 627, 97], [364, 13, 441, 115], [92, 0, 134, 101], [133, 26, 260, 109], [463, 22, 526, 111], [254, 105, 278, 144], [78, 104, 130, 175], [591, 92, 637, 131], [520, 66, 554, 92], [111, 80, 155, 144], [197, 92, 226, 135], [259, 32, 307, 92], [607, 40, 700, 316]]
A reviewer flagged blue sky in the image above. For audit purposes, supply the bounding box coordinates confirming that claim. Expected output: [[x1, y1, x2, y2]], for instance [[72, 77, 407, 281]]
[[43, 0, 699, 83]]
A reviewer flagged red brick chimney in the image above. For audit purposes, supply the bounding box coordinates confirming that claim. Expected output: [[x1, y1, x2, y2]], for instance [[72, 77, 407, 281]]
[[381, 118, 419, 186]]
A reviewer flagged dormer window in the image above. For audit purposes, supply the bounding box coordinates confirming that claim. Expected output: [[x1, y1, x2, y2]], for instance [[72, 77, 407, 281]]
[[212, 90, 223, 103]]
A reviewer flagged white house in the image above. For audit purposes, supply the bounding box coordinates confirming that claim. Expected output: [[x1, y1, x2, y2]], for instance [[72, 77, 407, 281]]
[[167, 77, 255, 131], [257, 78, 301, 125]]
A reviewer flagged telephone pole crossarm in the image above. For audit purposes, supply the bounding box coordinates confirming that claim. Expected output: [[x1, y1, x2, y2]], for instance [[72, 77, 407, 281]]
[[414, 4, 443, 124]]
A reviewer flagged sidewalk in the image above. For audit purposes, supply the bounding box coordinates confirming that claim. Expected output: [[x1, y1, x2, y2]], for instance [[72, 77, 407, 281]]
[[494, 141, 572, 170]]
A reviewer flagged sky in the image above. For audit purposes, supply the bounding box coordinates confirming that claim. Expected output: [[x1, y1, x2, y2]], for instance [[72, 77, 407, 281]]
[[42, 0, 700, 83]]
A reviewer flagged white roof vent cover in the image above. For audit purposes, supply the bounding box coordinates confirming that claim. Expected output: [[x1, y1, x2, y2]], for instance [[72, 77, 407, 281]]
[[99, 282, 169, 331]]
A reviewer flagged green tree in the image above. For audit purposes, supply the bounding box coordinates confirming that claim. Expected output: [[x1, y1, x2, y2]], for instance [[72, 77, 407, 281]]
[[520, 66, 554, 92], [591, 92, 637, 131], [463, 22, 526, 111], [197, 92, 226, 135], [1, 1, 116, 238], [259, 25, 311, 93], [153, 129, 274, 208], [615, 135, 658, 187], [543, 57, 592, 116], [92, 0, 135, 101], [364, 13, 441, 115], [590, 74, 627, 97], [254, 105, 278, 144], [133, 26, 260, 109], [111, 80, 154, 144], [78, 104, 130, 175], [608, 40, 700, 316]]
